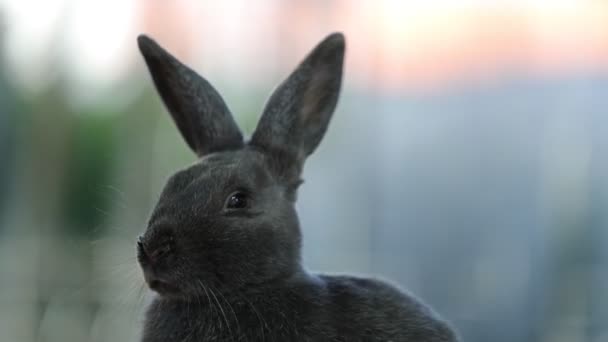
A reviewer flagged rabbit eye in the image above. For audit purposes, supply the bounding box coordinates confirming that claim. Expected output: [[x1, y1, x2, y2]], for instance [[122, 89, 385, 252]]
[[226, 192, 248, 209]]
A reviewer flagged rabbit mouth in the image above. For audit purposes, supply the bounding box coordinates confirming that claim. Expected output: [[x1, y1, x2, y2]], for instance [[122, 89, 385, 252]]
[[142, 267, 180, 295], [146, 276, 180, 295]]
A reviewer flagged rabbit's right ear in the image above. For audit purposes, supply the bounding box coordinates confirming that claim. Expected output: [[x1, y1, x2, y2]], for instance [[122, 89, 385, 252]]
[[250, 33, 345, 179], [138, 35, 243, 157]]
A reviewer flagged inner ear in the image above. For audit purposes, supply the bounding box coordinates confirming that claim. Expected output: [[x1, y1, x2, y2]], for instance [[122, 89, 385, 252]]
[[138, 35, 244, 156], [250, 33, 345, 172]]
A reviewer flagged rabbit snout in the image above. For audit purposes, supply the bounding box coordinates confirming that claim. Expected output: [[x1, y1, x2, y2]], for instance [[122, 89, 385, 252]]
[[137, 233, 183, 295], [137, 234, 175, 266]]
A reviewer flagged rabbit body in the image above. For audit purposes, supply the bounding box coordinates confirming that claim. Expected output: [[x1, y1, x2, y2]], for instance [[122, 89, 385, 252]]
[[142, 274, 456, 342], [136, 33, 459, 342]]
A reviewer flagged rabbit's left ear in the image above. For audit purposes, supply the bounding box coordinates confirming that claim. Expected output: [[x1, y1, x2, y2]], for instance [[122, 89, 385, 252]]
[[250, 33, 345, 174], [138, 35, 243, 157]]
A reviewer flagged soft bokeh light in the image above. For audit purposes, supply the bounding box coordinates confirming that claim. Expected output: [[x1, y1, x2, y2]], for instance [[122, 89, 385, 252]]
[[2, 0, 607, 96]]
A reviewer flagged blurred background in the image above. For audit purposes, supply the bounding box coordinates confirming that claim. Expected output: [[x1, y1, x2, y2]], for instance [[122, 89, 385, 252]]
[[0, 0, 607, 341]]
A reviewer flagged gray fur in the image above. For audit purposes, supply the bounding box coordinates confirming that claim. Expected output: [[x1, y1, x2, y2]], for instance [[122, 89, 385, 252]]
[[138, 36, 243, 156], [136, 33, 460, 342]]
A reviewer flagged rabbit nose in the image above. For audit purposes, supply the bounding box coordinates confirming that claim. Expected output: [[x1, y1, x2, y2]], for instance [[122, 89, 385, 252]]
[[137, 235, 173, 264]]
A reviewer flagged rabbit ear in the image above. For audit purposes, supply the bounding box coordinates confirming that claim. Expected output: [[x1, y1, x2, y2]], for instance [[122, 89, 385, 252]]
[[250, 33, 345, 174], [138, 35, 244, 157]]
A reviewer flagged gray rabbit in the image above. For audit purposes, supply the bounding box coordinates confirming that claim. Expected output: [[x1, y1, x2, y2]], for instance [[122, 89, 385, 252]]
[[136, 32, 459, 342]]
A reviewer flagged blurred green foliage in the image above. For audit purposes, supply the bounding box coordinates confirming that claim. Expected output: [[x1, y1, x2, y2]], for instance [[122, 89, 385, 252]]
[[61, 114, 117, 236]]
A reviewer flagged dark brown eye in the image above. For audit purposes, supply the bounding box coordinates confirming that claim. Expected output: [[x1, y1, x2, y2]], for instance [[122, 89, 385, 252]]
[[226, 192, 248, 209]]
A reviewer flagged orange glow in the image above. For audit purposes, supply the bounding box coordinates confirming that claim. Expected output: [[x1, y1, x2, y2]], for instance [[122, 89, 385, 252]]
[[332, 1, 608, 91], [138, 1, 608, 92]]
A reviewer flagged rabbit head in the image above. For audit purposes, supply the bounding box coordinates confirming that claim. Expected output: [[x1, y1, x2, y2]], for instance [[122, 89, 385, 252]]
[[136, 33, 345, 299]]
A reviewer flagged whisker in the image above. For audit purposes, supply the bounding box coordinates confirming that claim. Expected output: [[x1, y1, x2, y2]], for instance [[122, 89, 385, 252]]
[[216, 287, 240, 335], [208, 285, 233, 338], [236, 290, 268, 340]]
